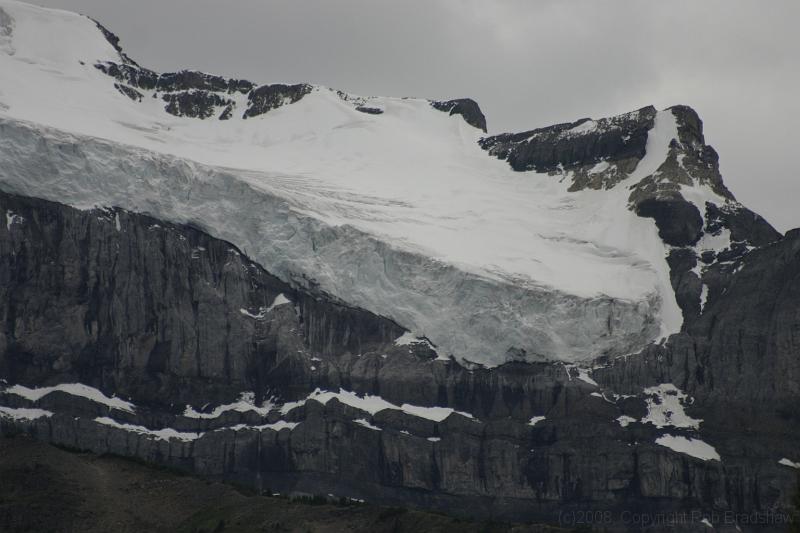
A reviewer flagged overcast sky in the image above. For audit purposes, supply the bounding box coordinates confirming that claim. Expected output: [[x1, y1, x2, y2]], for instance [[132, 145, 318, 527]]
[[33, 0, 800, 232]]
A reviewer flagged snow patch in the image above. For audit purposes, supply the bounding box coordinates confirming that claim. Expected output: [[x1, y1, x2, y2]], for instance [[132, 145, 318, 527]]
[[695, 227, 732, 257], [94, 416, 202, 442], [642, 383, 701, 429], [565, 365, 599, 387], [655, 434, 720, 461], [267, 293, 291, 311], [5, 209, 23, 230], [399, 403, 474, 422], [183, 391, 273, 419], [224, 420, 299, 432], [617, 415, 636, 428], [298, 388, 476, 422], [0, 405, 53, 421], [567, 119, 596, 135], [238, 294, 291, 320], [528, 416, 546, 426], [305, 388, 397, 415], [5, 382, 135, 413], [279, 399, 307, 415], [239, 307, 265, 319], [589, 160, 610, 174], [393, 332, 433, 349], [699, 284, 709, 311]]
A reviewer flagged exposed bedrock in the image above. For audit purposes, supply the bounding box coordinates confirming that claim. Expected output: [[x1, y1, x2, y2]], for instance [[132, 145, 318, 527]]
[[635, 197, 704, 247], [0, 190, 404, 409], [479, 105, 656, 177], [430, 98, 487, 132], [597, 228, 800, 410], [1, 189, 799, 529]]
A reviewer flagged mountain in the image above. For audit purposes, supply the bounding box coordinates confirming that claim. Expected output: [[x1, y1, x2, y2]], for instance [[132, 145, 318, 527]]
[[0, 1, 798, 531]]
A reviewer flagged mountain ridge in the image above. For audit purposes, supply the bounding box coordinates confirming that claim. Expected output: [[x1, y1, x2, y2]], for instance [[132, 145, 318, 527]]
[[0, 0, 776, 365]]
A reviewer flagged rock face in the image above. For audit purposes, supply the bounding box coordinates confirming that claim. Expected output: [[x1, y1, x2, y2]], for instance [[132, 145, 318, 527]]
[[2, 189, 799, 531], [0, 190, 404, 409], [635, 198, 704, 247], [95, 60, 310, 120], [243, 83, 313, 119], [479, 106, 656, 183], [430, 99, 487, 132]]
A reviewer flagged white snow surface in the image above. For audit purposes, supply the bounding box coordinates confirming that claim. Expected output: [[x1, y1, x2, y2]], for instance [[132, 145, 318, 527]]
[[224, 420, 299, 432], [528, 416, 546, 426], [778, 458, 800, 469], [641, 383, 702, 429], [4, 382, 135, 413], [353, 418, 381, 431], [0, 0, 686, 364], [183, 391, 273, 419], [0, 405, 53, 420], [94, 416, 202, 442], [239, 294, 291, 320], [293, 388, 475, 422], [617, 415, 636, 428], [655, 434, 720, 462]]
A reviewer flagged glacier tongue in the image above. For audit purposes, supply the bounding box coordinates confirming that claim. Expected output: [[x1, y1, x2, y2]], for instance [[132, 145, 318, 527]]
[[0, 0, 684, 364]]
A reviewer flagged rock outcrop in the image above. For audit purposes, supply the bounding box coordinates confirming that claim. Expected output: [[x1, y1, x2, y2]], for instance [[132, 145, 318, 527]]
[[431, 99, 487, 132], [479, 106, 656, 184]]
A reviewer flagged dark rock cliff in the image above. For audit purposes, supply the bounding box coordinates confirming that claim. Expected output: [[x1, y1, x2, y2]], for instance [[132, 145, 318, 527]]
[[431, 99, 487, 132], [479, 106, 656, 179], [0, 191, 403, 409], [2, 189, 798, 531]]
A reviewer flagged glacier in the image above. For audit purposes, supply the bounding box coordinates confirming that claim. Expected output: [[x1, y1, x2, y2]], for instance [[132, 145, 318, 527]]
[[0, 0, 732, 365]]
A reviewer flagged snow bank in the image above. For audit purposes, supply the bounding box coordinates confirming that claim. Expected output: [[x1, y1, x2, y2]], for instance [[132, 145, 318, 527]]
[[617, 415, 636, 428], [655, 434, 720, 462], [183, 391, 273, 419], [641, 383, 701, 429], [291, 388, 476, 422], [5, 382, 135, 413], [778, 458, 800, 469], [95, 416, 202, 442], [0, 405, 53, 420], [224, 420, 299, 432], [528, 416, 546, 426]]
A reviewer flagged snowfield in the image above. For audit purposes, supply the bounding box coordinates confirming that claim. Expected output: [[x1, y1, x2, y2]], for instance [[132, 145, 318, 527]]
[[0, 0, 725, 364]]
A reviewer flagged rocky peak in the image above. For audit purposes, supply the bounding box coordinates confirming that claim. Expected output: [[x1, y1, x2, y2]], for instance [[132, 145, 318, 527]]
[[480, 105, 657, 192], [91, 19, 140, 67], [430, 98, 487, 132], [242, 83, 313, 119]]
